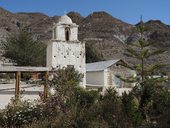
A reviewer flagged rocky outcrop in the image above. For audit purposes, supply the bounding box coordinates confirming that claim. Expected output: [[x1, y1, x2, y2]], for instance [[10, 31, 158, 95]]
[[0, 7, 169, 71]]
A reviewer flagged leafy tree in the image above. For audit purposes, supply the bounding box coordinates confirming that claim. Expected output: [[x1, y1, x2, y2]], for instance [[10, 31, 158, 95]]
[[148, 86, 170, 128], [1, 30, 46, 66], [51, 67, 83, 86], [31, 67, 99, 128], [118, 23, 168, 92], [24, 68, 130, 128], [122, 24, 166, 84], [0, 98, 41, 127], [120, 23, 169, 127], [122, 92, 143, 127], [86, 43, 104, 63]]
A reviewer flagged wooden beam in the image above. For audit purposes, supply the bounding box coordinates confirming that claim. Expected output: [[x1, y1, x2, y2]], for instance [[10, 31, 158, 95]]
[[15, 71, 21, 99], [44, 71, 49, 100]]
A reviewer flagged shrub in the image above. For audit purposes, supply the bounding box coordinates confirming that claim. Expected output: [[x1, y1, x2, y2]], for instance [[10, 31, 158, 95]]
[[0, 98, 41, 127]]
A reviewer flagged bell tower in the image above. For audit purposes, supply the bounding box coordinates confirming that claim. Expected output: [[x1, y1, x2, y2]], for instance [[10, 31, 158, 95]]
[[47, 15, 86, 87]]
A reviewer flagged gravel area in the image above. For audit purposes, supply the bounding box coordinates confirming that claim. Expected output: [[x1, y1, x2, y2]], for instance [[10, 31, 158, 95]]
[[0, 84, 44, 109]]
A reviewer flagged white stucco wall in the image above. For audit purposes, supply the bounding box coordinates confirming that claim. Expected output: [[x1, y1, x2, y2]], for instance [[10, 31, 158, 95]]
[[70, 27, 78, 41], [47, 41, 85, 71], [103, 68, 110, 87], [52, 24, 78, 41], [47, 41, 86, 87], [47, 18, 85, 87], [115, 88, 132, 96], [86, 62, 136, 90], [86, 71, 104, 85], [56, 25, 65, 41], [46, 42, 53, 67]]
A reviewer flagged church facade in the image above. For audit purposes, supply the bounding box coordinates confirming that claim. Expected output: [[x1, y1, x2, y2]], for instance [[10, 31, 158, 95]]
[[46, 15, 86, 87], [46, 15, 136, 93]]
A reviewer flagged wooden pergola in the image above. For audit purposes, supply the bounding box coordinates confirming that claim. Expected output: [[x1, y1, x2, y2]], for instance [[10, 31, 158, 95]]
[[0, 66, 50, 100]]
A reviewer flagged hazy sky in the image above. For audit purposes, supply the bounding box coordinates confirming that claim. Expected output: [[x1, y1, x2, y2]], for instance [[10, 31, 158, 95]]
[[0, 0, 169, 25]]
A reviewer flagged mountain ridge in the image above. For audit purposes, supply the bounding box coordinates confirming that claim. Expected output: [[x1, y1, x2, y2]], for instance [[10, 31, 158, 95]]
[[0, 7, 169, 71]]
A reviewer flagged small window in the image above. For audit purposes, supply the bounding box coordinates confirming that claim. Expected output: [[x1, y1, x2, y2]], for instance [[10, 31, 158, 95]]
[[114, 75, 121, 88], [67, 65, 74, 68], [65, 27, 70, 41], [115, 64, 120, 68]]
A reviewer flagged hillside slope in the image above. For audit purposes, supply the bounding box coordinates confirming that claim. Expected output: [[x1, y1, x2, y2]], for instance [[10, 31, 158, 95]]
[[0, 7, 169, 71]]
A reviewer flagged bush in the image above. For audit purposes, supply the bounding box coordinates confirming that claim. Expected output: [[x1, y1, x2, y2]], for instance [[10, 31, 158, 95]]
[[1, 66, 169, 128], [122, 92, 143, 127], [0, 98, 41, 127]]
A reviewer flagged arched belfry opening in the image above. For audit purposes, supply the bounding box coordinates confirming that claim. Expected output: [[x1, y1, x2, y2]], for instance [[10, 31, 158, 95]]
[[53, 28, 56, 39], [65, 27, 70, 41]]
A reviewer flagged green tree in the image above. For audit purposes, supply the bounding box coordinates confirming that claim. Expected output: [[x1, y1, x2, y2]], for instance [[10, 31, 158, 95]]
[[122, 92, 143, 127], [14, 67, 141, 128], [26, 67, 99, 128], [86, 43, 104, 63], [122, 24, 166, 84], [120, 23, 169, 127], [1, 30, 46, 66]]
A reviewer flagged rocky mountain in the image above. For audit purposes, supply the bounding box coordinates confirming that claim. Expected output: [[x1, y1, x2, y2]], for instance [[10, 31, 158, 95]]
[[0, 7, 170, 71]]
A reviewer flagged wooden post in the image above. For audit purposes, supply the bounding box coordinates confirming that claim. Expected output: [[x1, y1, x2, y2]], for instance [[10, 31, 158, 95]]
[[44, 71, 49, 100], [15, 71, 21, 99], [168, 73, 170, 79]]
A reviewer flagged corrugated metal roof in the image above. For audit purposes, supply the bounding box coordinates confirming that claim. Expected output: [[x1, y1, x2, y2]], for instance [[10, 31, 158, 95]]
[[86, 59, 120, 72]]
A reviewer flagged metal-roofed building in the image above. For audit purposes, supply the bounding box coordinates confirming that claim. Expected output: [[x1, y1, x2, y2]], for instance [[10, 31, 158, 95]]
[[86, 59, 135, 91]]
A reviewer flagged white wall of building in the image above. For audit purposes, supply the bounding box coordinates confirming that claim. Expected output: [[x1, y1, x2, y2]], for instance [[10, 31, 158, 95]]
[[47, 15, 86, 87], [86, 61, 136, 91], [104, 68, 110, 87], [86, 71, 104, 85], [70, 27, 78, 41], [47, 41, 85, 70]]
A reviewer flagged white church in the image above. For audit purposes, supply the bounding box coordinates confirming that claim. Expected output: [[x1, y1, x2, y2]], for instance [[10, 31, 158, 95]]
[[46, 15, 135, 92], [46, 15, 86, 87]]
